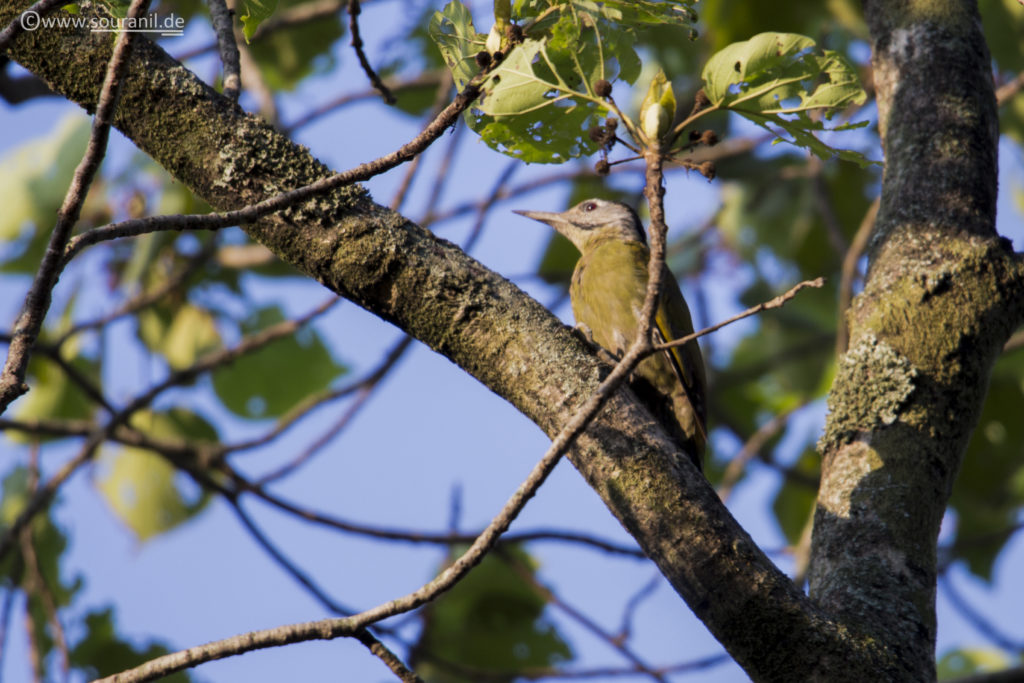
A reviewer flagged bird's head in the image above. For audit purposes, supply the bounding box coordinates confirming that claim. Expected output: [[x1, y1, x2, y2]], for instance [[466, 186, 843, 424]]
[[514, 198, 646, 253]]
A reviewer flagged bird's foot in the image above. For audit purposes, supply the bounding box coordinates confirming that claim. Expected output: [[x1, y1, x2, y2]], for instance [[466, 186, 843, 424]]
[[573, 323, 619, 365]]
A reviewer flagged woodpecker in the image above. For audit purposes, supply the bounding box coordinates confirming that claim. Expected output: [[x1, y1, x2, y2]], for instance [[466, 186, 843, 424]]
[[515, 198, 707, 471]]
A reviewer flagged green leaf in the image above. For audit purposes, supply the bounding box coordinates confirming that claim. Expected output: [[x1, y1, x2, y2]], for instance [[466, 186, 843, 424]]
[[71, 609, 190, 682], [413, 545, 571, 681], [435, 1, 697, 162], [980, 0, 1024, 75], [12, 355, 100, 432], [577, 0, 698, 27], [0, 116, 91, 274], [211, 306, 346, 419], [138, 302, 222, 371], [247, 0, 344, 91], [701, 32, 873, 165], [98, 410, 216, 541], [239, 0, 276, 42], [700, 0, 866, 52], [0, 467, 80, 606], [937, 647, 1010, 680], [429, 0, 487, 92], [14, 305, 101, 433], [467, 38, 608, 162]]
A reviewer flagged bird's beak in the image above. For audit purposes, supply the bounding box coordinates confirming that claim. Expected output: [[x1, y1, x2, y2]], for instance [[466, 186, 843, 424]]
[[513, 209, 567, 229]]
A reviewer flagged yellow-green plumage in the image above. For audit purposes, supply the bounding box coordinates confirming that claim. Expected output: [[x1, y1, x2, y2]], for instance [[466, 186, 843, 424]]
[[515, 199, 707, 470]]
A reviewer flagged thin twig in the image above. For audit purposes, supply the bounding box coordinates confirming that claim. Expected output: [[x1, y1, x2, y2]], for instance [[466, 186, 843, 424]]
[[0, 298, 337, 564], [1001, 328, 1024, 354], [251, 335, 411, 482], [427, 135, 761, 227], [654, 278, 826, 353], [717, 407, 798, 502], [0, 335, 116, 414], [257, 383, 376, 482], [351, 629, 423, 683], [809, 156, 849, 256], [0, 448, 95, 564], [19, 448, 70, 682], [836, 197, 879, 356], [616, 573, 662, 644], [239, 469, 652, 556], [462, 161, 517, 253], [938, 572, 1023, 652], [411, 651, 731, 681], [94, 426, 566, 682], [236, 30, 279, 124], [208, 0, 241, 100], [0, 0, 152, 414], [228, 499, 359, 615], [388, 71, 456, 213], [348, 0, 394, 104], [996, 71, 1024, 106], [0, 582, 15, 676]]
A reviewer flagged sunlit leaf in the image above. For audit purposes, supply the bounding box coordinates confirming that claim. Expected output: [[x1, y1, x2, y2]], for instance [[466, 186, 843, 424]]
[[702, 32, 873, 165], [138, 302, 222, 371], [239, 0, 276, 42], [937, 647, 1011, 680], [429, 0, 487, 92], [432, 1, 697, 162], [0, 116, 92, 274], [98, 410, 216, 541]]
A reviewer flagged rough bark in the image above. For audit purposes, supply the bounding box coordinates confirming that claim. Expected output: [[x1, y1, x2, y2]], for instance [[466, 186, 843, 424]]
[[2, 0, 1022, 680], [810, 1, 1024, 680]]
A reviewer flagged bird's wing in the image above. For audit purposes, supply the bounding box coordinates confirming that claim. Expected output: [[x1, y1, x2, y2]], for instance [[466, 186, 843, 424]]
[[653, 288, 708, 431]]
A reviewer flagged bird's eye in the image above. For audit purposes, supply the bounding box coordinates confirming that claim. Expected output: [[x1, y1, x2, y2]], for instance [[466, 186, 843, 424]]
[[582, 201, 597, 212]]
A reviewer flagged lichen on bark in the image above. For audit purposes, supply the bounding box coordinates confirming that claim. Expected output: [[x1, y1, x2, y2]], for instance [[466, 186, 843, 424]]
[[819, 334, 917, 454]]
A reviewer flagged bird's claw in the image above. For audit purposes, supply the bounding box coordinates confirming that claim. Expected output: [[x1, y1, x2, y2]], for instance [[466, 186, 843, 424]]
[[573, 323, 619, 365]]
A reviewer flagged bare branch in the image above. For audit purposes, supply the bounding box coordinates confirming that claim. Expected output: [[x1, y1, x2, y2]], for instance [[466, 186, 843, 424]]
[[717, 406, 798, 502], [654, 278, 826, 353], [18, 449, 70, 681], [0, 0, 152, 413], [250, 335, 412, 481], [228, 499, 359, 616], [836, 197, 879, 356], [347, 0, 394, 104], [208, 0, 240, 100]]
